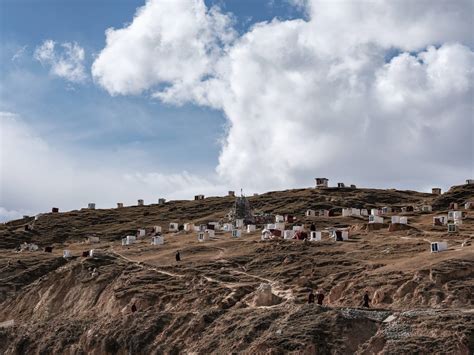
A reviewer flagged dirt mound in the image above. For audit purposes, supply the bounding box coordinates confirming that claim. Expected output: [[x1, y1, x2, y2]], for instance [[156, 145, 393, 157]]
[[250, 283, 283, 307]]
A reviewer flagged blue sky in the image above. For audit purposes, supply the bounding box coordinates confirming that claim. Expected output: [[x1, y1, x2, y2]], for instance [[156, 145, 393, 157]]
[[0, 0, 472, 221], [0, 0, 305, 172]]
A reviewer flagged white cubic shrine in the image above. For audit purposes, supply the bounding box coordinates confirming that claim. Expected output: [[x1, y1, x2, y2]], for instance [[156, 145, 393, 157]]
[[235, 219, 244, 228], [430, 242, 447, 253], [369, 215, 384, 224], [184, 223, 194, 232], [247, 225, 256, 233], [331, 229, 349, 241], [151, 236, 164, 245], [309, 231, 321, 241], [284, 230, 295, 239], [232, 230, 242, 238]]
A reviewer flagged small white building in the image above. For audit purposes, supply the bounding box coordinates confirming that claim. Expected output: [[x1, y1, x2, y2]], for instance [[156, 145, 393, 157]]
[[266, 223, 276, 230], [360, 209, 368, 216], [399, 217, 408, 225], [138, 199, 144, 206], [223, 223, 233, 231], [448, 211, 463, 221], [331, 229, 349, 241], [88, 203, 96, 210], [197, 230, 214, 242], [337, 182, 345, 188], [194, 194, 205, 200], [430, 242, 448, 253], [369, 215, 384, 224], [433, 216, 448, 225], [153, 226, 162, 233], [126, 235, 136, 244], [158, 198, 166, 205], [432, 188, 442, 195], [183, 223, 194, 232], [447, 223, 458, 233], [371, 209, 381, 216], [247, 225, 256, 233], [275, 215, 284, 223], [306, 210, 316, 217], [151, 236, 164, 245], [465, 201, 474, 210], [197, 232, 206, 242], [89, 249, 95, 257], [88, 236, 100, 244], [421, 205, 432, 212], [284, 230, 295, 239], [63, 250, 72, 258], [343, 208, 361, 217], [391, 216, 400, 224], [261, 229, 271, 240], [117, 203, 124, 208], [466, 179, 474, 185], [309, 231, 322, 241], [315, 178, 329, 188], [235, 219, 244, 228], [169, 223, 179, 232], [342, 208, 351, 217], [208, 222, 220, 229], [292, 225, 303, 232], [232, 230, 242, 238], [137, 229, 146, 237]]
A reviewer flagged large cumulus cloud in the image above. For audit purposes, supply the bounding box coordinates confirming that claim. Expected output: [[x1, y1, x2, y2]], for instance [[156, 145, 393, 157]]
[[92, 0, 474, 191]]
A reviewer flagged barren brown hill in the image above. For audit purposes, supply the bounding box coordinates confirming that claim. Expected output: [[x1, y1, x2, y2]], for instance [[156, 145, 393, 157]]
[[0, 184, 473, 354]]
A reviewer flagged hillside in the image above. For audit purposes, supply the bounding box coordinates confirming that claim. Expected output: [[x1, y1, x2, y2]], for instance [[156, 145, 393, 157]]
[[0, 184, 473, 354]]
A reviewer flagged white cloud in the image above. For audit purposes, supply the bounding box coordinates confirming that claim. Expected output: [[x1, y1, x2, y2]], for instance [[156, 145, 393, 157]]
[[34, 40, 87, 83], [11, 45, 28, 62], [92, 0, 474, 192], [0, 112, 225, 222], [92, 0, 236, 96]]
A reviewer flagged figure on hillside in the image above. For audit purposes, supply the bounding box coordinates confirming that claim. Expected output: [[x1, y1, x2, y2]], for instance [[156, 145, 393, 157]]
[[363, 291, 370, 308], [310, 223, 316, 232], [316, 290, 324, 305], [175, 250, 181, 262], [131, 303, 137, 313], [308, 289, 315, 304]]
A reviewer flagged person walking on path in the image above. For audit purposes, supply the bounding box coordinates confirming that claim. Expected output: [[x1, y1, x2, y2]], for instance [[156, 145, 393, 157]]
[[363, 291, 370, 308]]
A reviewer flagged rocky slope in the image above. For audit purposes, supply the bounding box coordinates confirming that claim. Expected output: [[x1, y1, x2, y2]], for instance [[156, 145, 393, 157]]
[[0, 184, 473, 354]]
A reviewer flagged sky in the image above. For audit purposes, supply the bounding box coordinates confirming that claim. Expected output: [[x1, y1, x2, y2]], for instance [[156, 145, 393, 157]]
[[0, 0, 473, 222]]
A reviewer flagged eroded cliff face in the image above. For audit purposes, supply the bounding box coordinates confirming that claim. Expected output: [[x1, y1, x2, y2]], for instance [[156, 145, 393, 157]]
[[1, 185, 473, 353]]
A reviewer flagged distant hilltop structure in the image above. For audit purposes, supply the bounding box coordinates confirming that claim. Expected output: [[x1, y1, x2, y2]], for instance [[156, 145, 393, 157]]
[[315, 178, 356, 189], [315, 178, 329, 188]]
